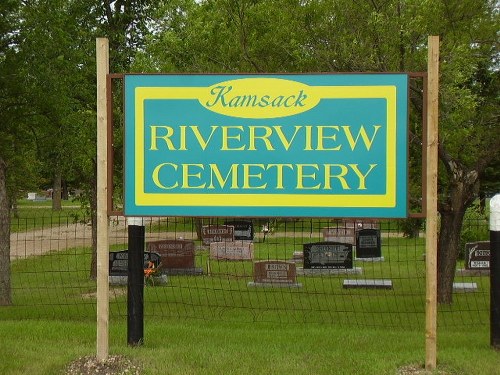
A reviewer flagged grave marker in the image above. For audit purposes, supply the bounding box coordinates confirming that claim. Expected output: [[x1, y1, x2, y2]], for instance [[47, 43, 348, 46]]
[[322, 227, 355, 245], [249, 260, 301, 287], [210, 241, 254, 261], [146, 239, 202, 275], [303, 242, 353, 269], [224, 220, 254, 241], [465, 241, 490, 270], [109, 250, 161, 276], [356, 229, 382, 259], [201, 225, 234, 246]]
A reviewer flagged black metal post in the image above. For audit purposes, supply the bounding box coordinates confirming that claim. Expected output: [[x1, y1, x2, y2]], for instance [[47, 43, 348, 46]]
[[490, 194, 500, 349], [127, 220, 145, 346]]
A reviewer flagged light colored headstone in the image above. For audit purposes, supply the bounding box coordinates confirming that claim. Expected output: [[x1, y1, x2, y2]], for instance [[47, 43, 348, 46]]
[[210, 241, 254, 261], [343, 279, 392, 289], [322, 227, 355, 244]]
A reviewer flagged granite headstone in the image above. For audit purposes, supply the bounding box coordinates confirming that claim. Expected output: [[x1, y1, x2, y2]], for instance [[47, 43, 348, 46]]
[[224, 220, 254, 241], [146, 239, 202, 275], [356, 229, 382, 258], [201, 225, 235, 246], [303, 242, 353, 269], [210, 241, 254, 261], [465, 241, 490, 270], [109, 250, 161, 276]]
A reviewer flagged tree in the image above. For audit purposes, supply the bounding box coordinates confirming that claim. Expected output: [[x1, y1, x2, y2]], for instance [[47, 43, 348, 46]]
[[136, 0, 499, 304], [0, 0, 26, 305]]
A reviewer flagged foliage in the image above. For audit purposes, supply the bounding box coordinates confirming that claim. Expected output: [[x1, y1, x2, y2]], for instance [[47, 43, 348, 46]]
[[0, 0, 498, 305], [459, 203, 490, 259]]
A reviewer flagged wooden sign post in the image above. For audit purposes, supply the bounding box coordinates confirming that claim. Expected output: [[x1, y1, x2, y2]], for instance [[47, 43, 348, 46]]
[[96, 37, 110, 361], [425, 35, 439, 371]]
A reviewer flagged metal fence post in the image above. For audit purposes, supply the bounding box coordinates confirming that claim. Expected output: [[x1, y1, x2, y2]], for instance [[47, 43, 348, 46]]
[[490, 194, 500, 349], [127, 217, 145, 346]]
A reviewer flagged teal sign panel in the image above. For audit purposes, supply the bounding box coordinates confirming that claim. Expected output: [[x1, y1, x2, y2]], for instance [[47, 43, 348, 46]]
[[124, 74, 408, 217]]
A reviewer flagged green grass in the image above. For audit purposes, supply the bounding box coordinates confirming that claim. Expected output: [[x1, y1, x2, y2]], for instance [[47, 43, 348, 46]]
[[2, 223, 496, 374], [0, 318, 498, 374], [10, 199, 87, 233]]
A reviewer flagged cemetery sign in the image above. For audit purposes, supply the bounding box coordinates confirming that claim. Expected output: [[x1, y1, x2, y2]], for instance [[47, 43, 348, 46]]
[[124, 74, 408, 217]]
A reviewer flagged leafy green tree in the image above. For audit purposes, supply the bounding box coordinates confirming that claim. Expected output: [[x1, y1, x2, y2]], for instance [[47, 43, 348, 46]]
[[0, 0, 28, 305], [136, 0, 499, 304]]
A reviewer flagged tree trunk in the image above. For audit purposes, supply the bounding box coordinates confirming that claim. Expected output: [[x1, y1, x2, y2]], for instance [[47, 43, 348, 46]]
[[0, 157, 12, 306], [437, 207, 466, 304], [194, 218, 203, 241], [52, 170, 62, 211], [437, 159, 478, 304], [61, 179, 69, 200]]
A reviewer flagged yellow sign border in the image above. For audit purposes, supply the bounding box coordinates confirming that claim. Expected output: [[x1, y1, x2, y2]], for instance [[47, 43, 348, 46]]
[[134, 85, 397, 208]]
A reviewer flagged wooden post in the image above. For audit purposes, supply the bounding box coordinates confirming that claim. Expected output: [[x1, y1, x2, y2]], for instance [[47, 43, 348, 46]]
[[96, 37, 110, 361], [425, 35, 439, 371]]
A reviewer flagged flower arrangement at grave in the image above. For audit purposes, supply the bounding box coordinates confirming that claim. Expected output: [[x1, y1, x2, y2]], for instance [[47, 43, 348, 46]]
[[144, 260, 162, 286]]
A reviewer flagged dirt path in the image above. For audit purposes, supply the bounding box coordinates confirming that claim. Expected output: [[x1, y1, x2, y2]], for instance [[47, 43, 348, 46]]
[[10, 218, 411, 260], [9, 218, 199, 260]]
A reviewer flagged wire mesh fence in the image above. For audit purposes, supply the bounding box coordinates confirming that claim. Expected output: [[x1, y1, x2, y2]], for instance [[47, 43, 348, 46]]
[[4, 205, 491, 330]]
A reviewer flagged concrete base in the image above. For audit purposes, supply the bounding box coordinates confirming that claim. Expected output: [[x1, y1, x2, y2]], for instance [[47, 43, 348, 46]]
[[297, 267, 362, 276], [247, 281, 302, 288], [355, 257, 385, 262], [109, 276, 128, 286], [343, 279, 393, 289], [453, 282, 478, 292], [164, 267, 204, 275], [109, 274, 168, 286], [456, 268, 490, 276]]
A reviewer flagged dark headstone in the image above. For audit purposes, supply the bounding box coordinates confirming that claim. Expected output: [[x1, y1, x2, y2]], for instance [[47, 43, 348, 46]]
[[109, 250, 161, 276], [356, 229, 382, 258], [146, 240, 202, 275], [224, 220, 254, 241], [465, 241, 490, 270], [303, 242, 353, 269], [201, 225, 235, 246], [253, 260, 297, 284]]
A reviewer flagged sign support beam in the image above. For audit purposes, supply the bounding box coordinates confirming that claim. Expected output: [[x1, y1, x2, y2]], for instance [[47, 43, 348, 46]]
[[96, 37, 110, 361], [425, 35, 439, 371]]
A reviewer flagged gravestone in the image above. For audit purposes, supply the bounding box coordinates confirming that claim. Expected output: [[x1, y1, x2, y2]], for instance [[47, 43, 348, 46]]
[[201, 225, 234, 246], [303, 242, 353, 269], [210, 241, 254, 261], [322, 227, 355, 245], [146, 239, 202, 275], [343, 279, 393, 289], [342, 220, 380, 230], [248, 260, 301, 287], [465, 241, 490, 270], [291, 251, 304, 263], [356, 229, 382, 259], [224, 220, 254, 241], [109, 250, 161, 276]]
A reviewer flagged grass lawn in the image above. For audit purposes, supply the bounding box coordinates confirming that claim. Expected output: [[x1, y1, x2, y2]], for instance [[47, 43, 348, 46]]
[[4, 206, 495, 374], [2, 239, 497, 374], [0, 318, 498, 375], [10, 199, 86, 233]]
